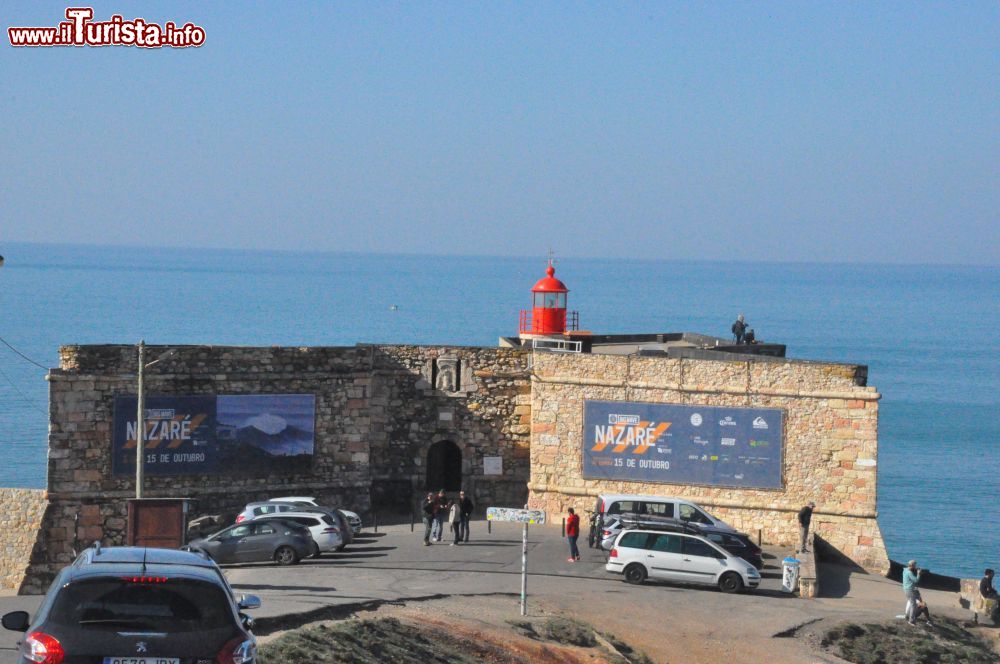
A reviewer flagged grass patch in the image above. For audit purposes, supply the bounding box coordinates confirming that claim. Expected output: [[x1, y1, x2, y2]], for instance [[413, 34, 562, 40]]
[[600, 631, 656, 664], [821, 618, 999, 664], [258, 618, 484, 664], [541, 617, 597, 647]]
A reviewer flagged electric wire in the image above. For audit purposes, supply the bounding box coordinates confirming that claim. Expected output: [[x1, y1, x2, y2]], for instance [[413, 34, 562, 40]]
[[0, 334, 49, 370], [0, 362, 48, 416]]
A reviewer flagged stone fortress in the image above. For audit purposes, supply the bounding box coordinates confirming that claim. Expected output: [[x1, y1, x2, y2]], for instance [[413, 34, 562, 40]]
[[3, 263, 888, 594]]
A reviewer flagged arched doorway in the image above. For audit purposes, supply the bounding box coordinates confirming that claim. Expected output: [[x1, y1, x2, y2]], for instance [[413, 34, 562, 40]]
[[426, 440, 462, 492]]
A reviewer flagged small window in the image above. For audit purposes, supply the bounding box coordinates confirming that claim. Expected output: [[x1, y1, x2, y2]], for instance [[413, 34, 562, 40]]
[[322, 515, 334, 525], [643, 502, 674, 518], [534, 293, 545, 307], [683, 537, 724, 559], [608, 501, 636, 515], [223, 525, 251, 539], [679, 504, 712, 525], [617, 532, 651, 549], [649, 534, 681, 553]]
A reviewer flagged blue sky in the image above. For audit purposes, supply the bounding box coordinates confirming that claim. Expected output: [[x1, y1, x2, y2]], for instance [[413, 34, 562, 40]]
[[1, 2, 997, 264]]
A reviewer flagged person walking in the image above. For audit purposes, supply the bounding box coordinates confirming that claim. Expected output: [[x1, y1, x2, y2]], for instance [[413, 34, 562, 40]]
[[459, 490, 474, 542], [797, 501, 815, 553], [980, 568, 999, 623], [448, 500, 462, 545], [903, 560, 934, 626], [566, 507, 581, 563], [433, 490, 447, 542], [421, 493, 436, 546]]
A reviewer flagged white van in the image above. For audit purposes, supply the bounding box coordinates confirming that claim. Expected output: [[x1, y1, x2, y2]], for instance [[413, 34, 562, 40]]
[[590, 494, 736, 548]]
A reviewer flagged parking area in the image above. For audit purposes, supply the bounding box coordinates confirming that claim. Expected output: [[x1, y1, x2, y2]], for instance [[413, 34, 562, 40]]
[[0, 519, 971, 663]]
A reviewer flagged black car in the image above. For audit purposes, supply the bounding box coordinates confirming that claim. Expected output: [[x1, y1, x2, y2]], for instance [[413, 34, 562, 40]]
[[188, 518, 316, 565], [704, 531, 764, 570], [1, 543, 260, 663]]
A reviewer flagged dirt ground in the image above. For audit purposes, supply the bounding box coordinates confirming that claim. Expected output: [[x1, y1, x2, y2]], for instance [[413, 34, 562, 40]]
[[258, 593, 1000, 664]]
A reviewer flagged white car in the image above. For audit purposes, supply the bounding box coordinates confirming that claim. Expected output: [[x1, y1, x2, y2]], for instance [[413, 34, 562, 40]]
[[250, 511, 343, 554], [270, 496, 362, 534], [606, 528, 760, 593]]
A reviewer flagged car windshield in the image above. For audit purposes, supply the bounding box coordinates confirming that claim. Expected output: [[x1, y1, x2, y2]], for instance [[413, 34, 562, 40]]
[[48, 578, 235, 632]]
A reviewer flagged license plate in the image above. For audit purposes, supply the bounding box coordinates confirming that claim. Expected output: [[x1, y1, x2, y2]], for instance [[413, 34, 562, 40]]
[[103, 658, 179, 664]]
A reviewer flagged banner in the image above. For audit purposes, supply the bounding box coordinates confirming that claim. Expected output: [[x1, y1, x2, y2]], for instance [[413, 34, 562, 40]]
[[582, 400, 783, 489], [112, 394, 315, 476]]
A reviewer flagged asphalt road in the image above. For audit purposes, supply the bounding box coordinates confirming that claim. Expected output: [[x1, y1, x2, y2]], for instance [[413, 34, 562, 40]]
[[0, 519, 970, 663]]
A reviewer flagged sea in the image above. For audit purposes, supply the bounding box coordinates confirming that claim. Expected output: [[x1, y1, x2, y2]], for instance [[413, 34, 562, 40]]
[[0, 242, 996, 579]]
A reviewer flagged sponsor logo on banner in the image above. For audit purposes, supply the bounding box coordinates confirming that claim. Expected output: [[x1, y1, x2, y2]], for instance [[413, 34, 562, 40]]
[[720, 416, 736, 426], [690, 413, 702, 426], [750, 440, 770, 448], [608, 414, 640, 425], [753, 417, 769, 429], [721, 437, 736, 446]]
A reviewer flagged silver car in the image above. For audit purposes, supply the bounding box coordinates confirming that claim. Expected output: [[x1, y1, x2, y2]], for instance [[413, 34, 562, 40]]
[[606, 527, 760, 592]]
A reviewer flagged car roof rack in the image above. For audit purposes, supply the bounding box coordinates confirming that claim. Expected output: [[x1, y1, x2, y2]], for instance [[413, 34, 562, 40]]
[[617, 514, 703, 535]]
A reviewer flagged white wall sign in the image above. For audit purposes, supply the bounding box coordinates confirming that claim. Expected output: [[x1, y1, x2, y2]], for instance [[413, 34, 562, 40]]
[[483, 456, 503, 475]]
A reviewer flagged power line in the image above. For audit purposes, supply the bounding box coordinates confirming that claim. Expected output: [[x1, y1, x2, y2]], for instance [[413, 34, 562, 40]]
[[0, 362, 48, 416], [0, 335, 49, 370]]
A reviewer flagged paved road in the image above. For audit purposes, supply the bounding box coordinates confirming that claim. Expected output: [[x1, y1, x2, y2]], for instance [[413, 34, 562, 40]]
[[0, 520, 969, 663]]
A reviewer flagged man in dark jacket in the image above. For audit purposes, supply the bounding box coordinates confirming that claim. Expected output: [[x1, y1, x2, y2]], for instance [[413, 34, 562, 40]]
[[421, 493, 436, 546], [798, 501, 815, 553], [459, 490, 474, 542], [982, 569, 999, 623], [731, 314, 747, 344]]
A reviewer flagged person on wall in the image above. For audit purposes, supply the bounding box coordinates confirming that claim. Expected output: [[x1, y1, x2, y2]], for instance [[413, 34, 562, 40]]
[[731, 314, 747, 344], [903, 560, 934, 626], [797, 501, 815, 553], [459, 490, 474, 543], [981, 568, 999, 623], [566, 507, 581, 563]]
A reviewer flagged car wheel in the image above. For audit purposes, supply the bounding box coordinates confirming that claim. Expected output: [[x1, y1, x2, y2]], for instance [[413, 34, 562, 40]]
[[719, 572, 743, 593], [274, 546, 299, 566], [624, 563, 647, 585]]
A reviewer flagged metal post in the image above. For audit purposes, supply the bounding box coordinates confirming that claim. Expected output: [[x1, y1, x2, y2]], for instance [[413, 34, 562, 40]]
[[520, 521, 528, 616], [561, 517, 566, 538], [410, 510, 414, 532], [135, 340, 145, 499], [374, 512, 379, 533]]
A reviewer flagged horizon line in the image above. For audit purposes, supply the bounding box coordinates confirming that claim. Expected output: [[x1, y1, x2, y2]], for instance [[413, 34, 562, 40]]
[[1, 239, 997, 270]]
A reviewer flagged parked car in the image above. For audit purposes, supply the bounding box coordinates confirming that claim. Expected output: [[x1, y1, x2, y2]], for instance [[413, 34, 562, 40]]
[[251, 511, 343, 554], [237, 500, 360, 545], [600, 514, 764, 569], [593, 493, 736, 532], [606, 527, 760, 593], [188, 518, 315, 565], [270, 496, 363, 534], [1, 544, 260, 663]]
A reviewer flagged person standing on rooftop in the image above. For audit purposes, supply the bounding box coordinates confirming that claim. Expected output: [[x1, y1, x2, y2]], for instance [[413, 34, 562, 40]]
[[731, 314, 747, 344]]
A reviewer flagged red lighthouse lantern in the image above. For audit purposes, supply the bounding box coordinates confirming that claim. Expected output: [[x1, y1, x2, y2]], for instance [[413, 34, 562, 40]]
[[519, 262, 578, 336]]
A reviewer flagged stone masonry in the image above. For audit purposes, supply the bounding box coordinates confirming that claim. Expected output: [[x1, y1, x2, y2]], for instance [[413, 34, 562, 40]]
[[17, 344, 530, 594], [0, 489, 47, 591], [526, 352, 890, 573]]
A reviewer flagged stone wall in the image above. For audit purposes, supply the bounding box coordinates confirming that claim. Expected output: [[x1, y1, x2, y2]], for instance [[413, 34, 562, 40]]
[[526, 352, 889, 573], [0, 489, 47, 591], [18, 344, 530, 594]]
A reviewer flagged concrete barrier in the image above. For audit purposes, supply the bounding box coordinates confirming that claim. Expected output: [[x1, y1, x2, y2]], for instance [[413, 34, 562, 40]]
[[959, 578, 998, 625], [797, 531, 819, 598]]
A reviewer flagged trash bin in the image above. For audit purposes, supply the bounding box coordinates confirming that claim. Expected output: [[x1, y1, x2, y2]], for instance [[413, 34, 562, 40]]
[[782, 557, 801, 593]]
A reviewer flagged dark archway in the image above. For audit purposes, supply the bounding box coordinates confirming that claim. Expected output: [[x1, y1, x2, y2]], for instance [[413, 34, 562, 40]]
[[426, 440, 462, 492]]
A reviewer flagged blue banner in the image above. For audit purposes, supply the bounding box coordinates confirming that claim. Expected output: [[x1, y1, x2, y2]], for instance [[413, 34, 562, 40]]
[[582, 400, 783, 489], [112, 394, 315, 477]]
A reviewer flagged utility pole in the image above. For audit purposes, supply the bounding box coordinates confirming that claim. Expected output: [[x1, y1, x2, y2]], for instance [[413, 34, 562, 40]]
[[136, 340, 145, 499]]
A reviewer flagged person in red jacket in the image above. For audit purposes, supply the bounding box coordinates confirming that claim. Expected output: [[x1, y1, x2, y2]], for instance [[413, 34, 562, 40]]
[[566, 507, 581, 562]]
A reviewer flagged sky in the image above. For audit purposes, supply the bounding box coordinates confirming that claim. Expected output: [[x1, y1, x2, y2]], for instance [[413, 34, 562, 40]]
[[1, 2, 997, 264]]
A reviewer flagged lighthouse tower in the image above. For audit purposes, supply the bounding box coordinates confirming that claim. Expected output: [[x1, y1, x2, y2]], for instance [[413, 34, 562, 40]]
[[519, 261, 578, 338]]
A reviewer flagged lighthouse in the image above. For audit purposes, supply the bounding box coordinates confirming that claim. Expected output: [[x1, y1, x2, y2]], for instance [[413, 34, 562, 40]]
[[519, 261, 578, 338]]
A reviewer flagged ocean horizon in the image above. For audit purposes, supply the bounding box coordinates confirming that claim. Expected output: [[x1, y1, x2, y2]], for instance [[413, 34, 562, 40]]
[[0, 242, 996, 578]]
